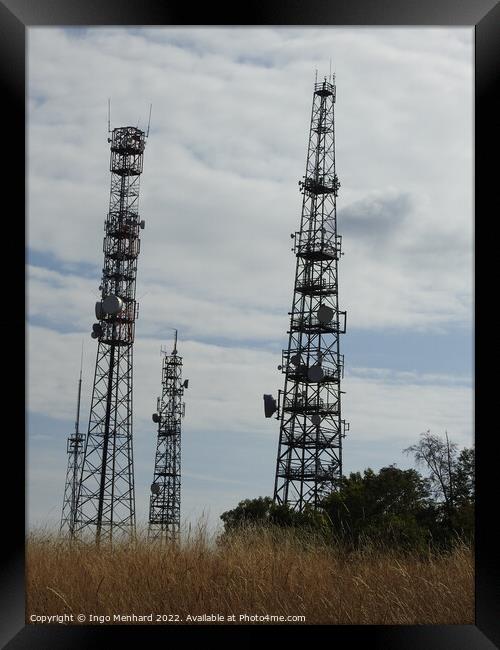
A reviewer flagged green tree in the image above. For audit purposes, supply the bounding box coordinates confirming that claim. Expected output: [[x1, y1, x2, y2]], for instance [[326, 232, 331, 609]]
[[452, 446, 475, 505], [403, 431, 458, 509], [320, 465, 434, 550], [403, 431, 474, 543], [220, 497, 329, 535], [220, 496, 273, 532]]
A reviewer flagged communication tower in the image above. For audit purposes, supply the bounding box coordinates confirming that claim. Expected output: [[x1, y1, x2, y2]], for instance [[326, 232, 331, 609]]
[[148, 330, 188, 544], [75, 124, 148, 544], [59, 346, 85, 538], [264, 75, 349, 511]]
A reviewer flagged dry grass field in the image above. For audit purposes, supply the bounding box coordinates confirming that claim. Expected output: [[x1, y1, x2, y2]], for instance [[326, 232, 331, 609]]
[[26, 525, 474, 625]]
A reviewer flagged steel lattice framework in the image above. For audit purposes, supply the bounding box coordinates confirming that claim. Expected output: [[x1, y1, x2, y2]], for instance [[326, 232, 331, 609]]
[[74, 126, 147, 544], [59, 356, 84, 538], [273, 77, 349, 511], [148, 333, 186, 544]]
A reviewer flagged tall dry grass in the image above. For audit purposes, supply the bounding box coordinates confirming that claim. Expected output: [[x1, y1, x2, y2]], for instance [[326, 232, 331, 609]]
[[26, 524, 474, 625]]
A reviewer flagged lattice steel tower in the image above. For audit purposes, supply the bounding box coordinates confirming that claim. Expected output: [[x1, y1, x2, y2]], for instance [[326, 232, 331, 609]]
[[59, 346, 85, 538], [74, 125, 148, 544], [148, 331, 188, 544], [265, 75, 349, 511]]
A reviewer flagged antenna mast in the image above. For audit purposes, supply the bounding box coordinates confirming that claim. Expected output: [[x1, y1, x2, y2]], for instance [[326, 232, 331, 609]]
[[148, 333, 188, 545], [74, 123, 148, 545], [75, 341, 83, 433], [60, 345, 85, 539], [265, 74, 349, 511], [146, 103, 152, 138]]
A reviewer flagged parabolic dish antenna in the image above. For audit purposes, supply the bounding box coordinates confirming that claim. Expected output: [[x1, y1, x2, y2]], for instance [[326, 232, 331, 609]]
[[290, 353, 301, 366], [308, 364, 324, 382], [311, 414, 321, 426], [102, 294, 123, 316], [317, 304, 334, 325], [152, 413, 160, 423], [150, 483, 160, 495]]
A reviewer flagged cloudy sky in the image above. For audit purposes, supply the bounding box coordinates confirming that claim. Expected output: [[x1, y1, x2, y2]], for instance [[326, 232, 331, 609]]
[[27, 27, 473, 533]]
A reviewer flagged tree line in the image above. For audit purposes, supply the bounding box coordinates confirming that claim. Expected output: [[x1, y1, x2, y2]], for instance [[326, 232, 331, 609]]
[[220, 431, 474, 551]]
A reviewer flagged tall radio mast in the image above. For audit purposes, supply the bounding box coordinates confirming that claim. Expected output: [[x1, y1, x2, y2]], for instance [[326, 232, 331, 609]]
[[59, 344, 85, 538], [148, 330, 188, 544], [265, 76, 349, 511], [75, 124, 148, 544]]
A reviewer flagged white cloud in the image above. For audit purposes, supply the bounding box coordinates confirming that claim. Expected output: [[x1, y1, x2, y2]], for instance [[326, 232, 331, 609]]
[[28, 26, 473, 333], [343, 368, 473, 449], [27, 263, 288, 343]]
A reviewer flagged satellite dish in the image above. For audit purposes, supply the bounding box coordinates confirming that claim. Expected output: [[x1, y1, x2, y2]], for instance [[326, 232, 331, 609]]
[[152, 413, 159, 423], [317, 305, 334, 325], [290, 353, 301, 366], [102, 295, 123, 315], [277, 365, 282, 370], [183, 379, 189, 389], [150, 483, 160, 495], [311, 414, 321, 426], [91, 331, 98, 339], [308, 364, 324, 382]]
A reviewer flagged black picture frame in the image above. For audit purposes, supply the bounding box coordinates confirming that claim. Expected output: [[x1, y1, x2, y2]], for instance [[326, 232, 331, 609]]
[[4, 0, 498, 646]]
